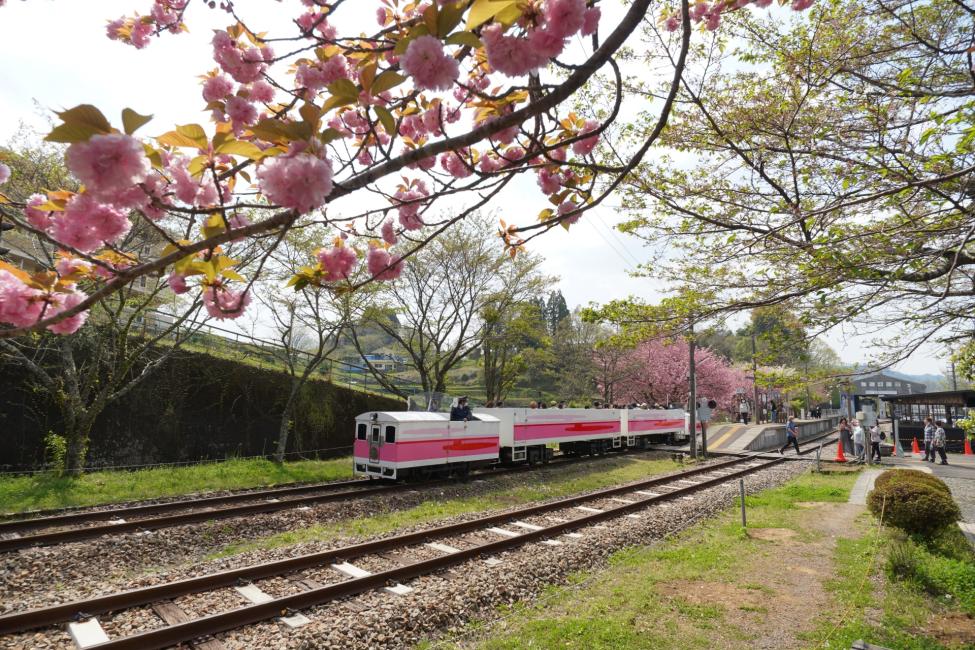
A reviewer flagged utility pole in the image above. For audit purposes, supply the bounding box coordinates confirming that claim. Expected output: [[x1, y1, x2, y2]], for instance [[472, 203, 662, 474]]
[[751, 330, 760, 423], [688, 322, 698, 458], [951, 360, 958, 390]]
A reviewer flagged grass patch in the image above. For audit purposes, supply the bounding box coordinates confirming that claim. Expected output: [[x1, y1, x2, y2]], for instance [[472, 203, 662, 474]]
[[0, 457, 354, 513], [210, 456, 684, 559], [426, 470, 860, 650]]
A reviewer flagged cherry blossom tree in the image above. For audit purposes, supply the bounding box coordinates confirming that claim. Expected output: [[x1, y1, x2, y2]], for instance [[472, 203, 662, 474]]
[[0, 0, 814, 339], [612, 339, 751, 412]]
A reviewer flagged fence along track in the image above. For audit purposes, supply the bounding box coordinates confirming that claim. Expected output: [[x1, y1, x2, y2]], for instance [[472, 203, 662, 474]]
[[0, 446, 831, 648]]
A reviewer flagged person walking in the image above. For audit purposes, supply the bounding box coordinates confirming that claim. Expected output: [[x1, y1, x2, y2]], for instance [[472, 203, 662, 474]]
[[933, 421, 949, 465], [869, 423, 882, 463], [838, 417, 853, 455], [769, 400, 778, 424], [923, 417, 936, 462], [779, 416, 801, 455], [852, 419, 866, 464]]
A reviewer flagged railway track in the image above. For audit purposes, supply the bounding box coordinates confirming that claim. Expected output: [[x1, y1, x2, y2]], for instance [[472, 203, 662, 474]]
[[0, 446, 682, 553], [0, 435, 835, 648]]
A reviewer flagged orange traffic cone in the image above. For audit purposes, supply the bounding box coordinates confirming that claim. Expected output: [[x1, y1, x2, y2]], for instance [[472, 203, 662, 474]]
[[912, 437, 921, 455], [965, 438, 973, 456], [834, 440, 847, 463]]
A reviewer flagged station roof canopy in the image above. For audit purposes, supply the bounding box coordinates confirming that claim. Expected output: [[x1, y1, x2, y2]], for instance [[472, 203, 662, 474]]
[[881, 390, 975, 407]]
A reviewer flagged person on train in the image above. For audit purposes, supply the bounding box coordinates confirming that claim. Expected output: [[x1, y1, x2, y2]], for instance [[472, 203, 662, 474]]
[[450, 396, 473, 421], [557, 401, 566, 409]]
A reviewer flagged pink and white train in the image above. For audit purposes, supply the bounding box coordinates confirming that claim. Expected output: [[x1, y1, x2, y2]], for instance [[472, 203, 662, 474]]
[[353, 402, 688, 480]]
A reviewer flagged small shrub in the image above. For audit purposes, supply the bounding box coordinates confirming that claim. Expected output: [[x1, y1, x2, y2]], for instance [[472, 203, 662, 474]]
[[873, 469, 951, 496], [43, 432, 67, 477], [868, 480, 961, 536]]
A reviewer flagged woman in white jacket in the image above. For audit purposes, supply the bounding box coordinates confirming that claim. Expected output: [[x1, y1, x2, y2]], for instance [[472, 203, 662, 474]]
[[852, 419, 866, 464]]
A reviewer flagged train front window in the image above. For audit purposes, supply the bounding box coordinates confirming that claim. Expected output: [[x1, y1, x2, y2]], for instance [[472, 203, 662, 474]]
[[357, 423, 367, 440], [385, 425, 396, 443], [371, 426, 380, 443]]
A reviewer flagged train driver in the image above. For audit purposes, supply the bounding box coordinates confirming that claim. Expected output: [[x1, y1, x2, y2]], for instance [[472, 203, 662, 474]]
[[451, 396, 474, 421]]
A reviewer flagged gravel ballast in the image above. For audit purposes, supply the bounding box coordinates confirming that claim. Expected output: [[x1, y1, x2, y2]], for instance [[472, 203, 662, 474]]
[[0, 453, 822, 649]]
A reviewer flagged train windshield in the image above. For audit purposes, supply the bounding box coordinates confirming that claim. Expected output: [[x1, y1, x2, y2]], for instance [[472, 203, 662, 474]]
[[407, 392, 459, 413]]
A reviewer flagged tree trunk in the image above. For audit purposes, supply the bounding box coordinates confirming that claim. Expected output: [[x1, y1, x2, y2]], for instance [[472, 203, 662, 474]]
[[64, 419, 91, 476], [275, 385, 301, 463]]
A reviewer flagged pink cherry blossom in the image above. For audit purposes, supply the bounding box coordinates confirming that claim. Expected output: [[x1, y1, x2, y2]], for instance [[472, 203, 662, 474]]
[[297, 11, 337, 38], [248, 80, 275, 103], [168, 157, 218, 207], [65, 133, 150, 200], [381, 219, 398, 245], [226, 96, 258, 129], [542, 0, 587, 39], [46, 290, 89, 334], [537, 168, 563, 194], [478, 154, 503, 173], [257, 152, 333, 214], [202, 74, 234, 102], [400, 35, 460, 91], [167, 273, 189, 294], [0, 163, 9, 185], [367, 246, 403, 281], [558, 200, 581, 224], [571, 119, 600, 156], [377, 7, 389, 24], [0, 270, 45, 328], [528, 27, 566, 60], [317, 244, 358, 281], [664, 13, 681, 31], [581, 7, 601, 35], [440, 151, 472, 178], [25, 194, 53, 230], [792, 0, 814, 10], [212, 31, 271, 84], [203, 285, 250, 320], [482, 24, 544, 77], [55, 257, 92, 282], [131, 20, 153, 49], [51, 194, 131, 253], [296, 55, 349, 91]]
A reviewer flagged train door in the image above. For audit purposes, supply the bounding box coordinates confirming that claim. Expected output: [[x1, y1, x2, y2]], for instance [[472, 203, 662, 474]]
[[369, 423, 382, 463]]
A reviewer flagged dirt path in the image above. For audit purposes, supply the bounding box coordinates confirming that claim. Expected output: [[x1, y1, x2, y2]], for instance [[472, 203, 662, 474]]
[[657, 502, 866, 649]]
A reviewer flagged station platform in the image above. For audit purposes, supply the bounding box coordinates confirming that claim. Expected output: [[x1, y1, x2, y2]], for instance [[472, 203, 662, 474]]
[[706, 417, 838, 453]]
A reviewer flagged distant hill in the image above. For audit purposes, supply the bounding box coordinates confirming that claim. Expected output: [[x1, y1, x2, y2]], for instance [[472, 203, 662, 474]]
[[884, 371, 945, 389]]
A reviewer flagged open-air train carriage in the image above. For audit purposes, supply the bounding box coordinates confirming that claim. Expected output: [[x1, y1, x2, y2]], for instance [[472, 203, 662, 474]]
[[353, 400, 687, 480]]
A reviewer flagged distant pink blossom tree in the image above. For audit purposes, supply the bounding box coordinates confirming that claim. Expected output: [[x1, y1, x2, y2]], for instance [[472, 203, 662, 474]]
[[613, 339, 751, 412]]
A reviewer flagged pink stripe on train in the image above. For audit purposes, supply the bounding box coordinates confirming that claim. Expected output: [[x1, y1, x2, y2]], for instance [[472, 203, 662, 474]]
[[627, 418, 684, 433], [354, 437, 500, 463], [515, 421, 621, 442]]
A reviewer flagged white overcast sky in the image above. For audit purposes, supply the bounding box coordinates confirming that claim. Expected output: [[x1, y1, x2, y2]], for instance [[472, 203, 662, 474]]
[[0, 0, 947, 376]]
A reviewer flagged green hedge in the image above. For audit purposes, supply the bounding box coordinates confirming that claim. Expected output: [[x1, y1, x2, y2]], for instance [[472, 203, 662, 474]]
[[0, 349, 402, 470], [868, 471, 960, 536]]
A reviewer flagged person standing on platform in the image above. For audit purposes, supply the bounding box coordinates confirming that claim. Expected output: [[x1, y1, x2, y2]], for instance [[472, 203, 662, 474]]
[[852, 419, 866, 463], [923, 417, 936, 462], [838, 417, 853, 455], [933, 421, 949, 465], [779, 416, 801, 454], [769, 400, 778, 424], [739, 399, 750, 425]]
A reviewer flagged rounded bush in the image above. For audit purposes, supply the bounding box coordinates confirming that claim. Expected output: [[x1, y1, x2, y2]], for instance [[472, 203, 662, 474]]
[[868, 479, 961, 535], [873, 469, 951, 496]]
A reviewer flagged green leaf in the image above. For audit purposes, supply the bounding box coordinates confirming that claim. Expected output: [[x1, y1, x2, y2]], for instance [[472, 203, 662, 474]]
[[328, 78, 359, 101], [121, 108, 153, 135], [445, 30, 483, 48], [374, 105, 396, 135], [216, 139, 266, 160], [371, 70, 407, 95], [176, 124, 209, 148], [45, 104, 113, 143], [187, 155, 209, 177], [437, 2, 465, 36], [467, 0, 520, 29]]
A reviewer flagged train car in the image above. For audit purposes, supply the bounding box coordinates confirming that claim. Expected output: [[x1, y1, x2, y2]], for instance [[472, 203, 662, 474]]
[[353, 397, 687, 480], [353, 411, 500, 480]]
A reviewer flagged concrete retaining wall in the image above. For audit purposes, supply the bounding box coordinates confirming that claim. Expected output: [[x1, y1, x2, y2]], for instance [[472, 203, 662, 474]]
[[745, 417, 840, 451]]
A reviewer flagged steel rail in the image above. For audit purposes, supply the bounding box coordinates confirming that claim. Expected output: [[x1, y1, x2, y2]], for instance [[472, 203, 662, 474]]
[[0, 479, 371, 532], [0, 454, 758, 635], [0, 446, 681, 551], [86, 455, 792, 650]]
